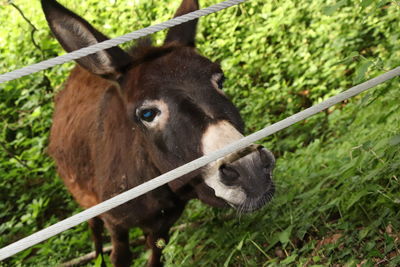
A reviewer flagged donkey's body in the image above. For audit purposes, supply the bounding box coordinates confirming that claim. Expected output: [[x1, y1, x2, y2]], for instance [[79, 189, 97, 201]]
[[43, 0, 275, 266], [50, 53, 189, 266]]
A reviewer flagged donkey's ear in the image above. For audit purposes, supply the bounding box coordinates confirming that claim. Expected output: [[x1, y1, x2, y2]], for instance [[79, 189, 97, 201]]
[[41, 0, 131, 78], [164, 0, 199, 47]]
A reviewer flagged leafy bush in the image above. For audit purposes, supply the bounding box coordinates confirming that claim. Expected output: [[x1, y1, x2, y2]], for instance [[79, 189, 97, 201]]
[[0, 0, 399, 266]]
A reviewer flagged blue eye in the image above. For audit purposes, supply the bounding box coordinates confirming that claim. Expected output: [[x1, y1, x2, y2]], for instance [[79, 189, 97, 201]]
[[139, 108, 159, 122], [143, 111, 153, 118]]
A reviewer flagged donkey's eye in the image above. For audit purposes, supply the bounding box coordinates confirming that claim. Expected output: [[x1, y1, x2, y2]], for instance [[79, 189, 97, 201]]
[[139, 108, 159, 122]]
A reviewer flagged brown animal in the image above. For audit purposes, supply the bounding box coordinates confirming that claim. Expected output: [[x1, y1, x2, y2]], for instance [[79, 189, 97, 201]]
[[42, 0, 275, 266]]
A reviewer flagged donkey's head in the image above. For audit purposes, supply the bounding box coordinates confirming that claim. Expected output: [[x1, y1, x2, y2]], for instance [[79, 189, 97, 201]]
[[42, 0, 275, 212]]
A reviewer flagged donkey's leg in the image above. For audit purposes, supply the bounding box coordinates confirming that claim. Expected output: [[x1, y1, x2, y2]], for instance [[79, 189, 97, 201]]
[[106, 223, 132, 267], [145, 229, 170, 267], [88, 217, 105, 267], [144, 202, 186, 267]]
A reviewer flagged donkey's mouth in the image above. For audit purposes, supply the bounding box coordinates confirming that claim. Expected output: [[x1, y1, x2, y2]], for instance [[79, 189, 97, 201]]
[[232, 182, 275, 213], [201, 143, 275, 212]]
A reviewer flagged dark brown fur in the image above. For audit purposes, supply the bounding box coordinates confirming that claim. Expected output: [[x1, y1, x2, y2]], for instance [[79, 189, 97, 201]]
[[49, 59, 187, 266], [42, 0, 275, 266]]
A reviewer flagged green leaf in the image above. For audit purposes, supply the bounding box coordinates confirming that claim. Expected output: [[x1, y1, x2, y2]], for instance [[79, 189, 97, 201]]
[[389, 135, 400, 146], [281, 254, 297, 264], [322, 0, 347, 16], [249, 239, 270, 259], [236, 238, 244, 250], [278, 226, 293, 246], [322, 5, 339, 16], [374, 57, 384, 70], [223, 249, 236, 267], [346, 188, 372, 210], [353, 60, 374, 83], [359, 228, 370, 240], [348, 51, 360, 58], [362, 141, 373, 150], [94, 255, 103, 267], [224, 237, 246, 266], [332, 51, 359, 66], [377, 0, 389, 8], [361, 0, 374, 9]]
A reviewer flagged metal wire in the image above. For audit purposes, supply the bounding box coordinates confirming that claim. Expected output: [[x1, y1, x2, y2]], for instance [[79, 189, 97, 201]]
[[1, 66, 399, 261], [0, 0, 247, 84], [1, 0, 400, 262]]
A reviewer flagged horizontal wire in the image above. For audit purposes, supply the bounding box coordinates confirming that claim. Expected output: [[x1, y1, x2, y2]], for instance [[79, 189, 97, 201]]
[[0, 0, 247, 84], [1, 66, 399, 260]]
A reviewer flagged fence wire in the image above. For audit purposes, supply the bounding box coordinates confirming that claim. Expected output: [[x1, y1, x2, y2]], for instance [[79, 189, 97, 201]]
[[0, 0, 248, 84], [1, 0, 400, 262], [1, 66, 400, 260]]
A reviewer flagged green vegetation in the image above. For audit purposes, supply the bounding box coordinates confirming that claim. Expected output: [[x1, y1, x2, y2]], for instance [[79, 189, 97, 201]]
[[0, 0, 399, 266]]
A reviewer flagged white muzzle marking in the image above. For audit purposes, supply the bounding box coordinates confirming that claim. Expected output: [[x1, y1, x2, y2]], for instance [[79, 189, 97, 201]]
[[201, 120, 246, 205]]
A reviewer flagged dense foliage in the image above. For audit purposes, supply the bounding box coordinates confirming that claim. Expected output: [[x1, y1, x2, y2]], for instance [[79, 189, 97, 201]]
[[0, 0, 399, 266]]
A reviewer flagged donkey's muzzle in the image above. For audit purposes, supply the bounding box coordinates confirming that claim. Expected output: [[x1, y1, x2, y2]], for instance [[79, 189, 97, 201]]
[[219, 145, 275, 211], [220, 145, 274, 185]]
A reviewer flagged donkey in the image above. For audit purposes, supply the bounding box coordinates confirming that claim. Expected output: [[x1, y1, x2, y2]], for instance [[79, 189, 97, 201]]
[[42, 0, 275, 266]]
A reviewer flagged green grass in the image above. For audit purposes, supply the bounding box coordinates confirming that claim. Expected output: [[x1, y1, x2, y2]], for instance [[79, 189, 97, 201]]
[[163, 80, 400, 266], [0, 0, 399, 266]]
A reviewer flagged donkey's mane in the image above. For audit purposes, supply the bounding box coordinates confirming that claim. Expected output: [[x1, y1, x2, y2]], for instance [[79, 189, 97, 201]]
[[128, 39, 186, 65]]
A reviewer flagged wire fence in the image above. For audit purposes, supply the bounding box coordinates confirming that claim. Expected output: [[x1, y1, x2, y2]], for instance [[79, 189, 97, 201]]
[[0, 0, 248, 84], [1, 0, 400, 262]]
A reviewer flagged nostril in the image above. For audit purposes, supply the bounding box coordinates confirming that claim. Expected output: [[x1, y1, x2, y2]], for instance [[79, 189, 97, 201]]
[[258, 147, 275, 169], [219, 164, 240, 185]]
